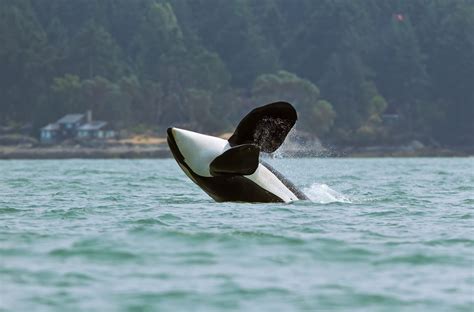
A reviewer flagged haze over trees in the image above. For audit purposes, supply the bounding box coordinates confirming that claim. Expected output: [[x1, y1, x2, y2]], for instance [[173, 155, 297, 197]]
[[0, 0, 472, 146]]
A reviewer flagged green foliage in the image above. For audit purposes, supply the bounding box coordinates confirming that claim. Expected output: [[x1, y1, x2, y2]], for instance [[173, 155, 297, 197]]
[[312, 100, 336, 136], [252, 71, 335, 136], [50, 74, 83, 115], [50, 75, 131, 126], [360, 82, 388, 117], [354, 125, 379, 146], [183, 89, 220, 131], [0, 0, 472, 146], [70, 20, 125, 80]]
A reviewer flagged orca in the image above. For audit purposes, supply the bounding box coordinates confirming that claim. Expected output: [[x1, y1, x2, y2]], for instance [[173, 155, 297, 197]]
[[167, 101, 308, 203]]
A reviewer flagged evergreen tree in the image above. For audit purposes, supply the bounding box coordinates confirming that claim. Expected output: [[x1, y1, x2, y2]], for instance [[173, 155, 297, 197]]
[[0, 0, 471, 146]]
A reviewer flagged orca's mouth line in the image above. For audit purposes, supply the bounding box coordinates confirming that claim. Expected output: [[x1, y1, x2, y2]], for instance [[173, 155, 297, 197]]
[[167, 127, 203, 189], [167, 128, 185, 164]]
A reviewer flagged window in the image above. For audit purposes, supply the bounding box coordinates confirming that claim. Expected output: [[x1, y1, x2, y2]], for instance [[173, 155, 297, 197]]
[[79, 131, 89, 138]]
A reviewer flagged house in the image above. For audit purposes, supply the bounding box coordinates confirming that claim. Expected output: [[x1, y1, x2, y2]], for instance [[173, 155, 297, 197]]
[[56, 114, 85, 138], [40, 123, 60, 143], [77, 121, 116, 140], [40, 111, 116, 144], [40, 113, 85, 144]]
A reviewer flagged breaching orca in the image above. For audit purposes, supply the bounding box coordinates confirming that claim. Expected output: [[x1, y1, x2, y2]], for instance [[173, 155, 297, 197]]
[[167, 101, 308, 203]]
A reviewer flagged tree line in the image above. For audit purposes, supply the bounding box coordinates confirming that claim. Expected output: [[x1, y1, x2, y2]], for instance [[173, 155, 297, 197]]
[[0, 0, 472, 146]]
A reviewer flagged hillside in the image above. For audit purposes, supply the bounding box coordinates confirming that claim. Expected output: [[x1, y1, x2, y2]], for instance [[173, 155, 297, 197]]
[[0, 0, 473, 147]]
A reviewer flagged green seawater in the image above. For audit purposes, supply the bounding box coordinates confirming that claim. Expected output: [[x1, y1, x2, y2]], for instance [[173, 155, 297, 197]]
[[0, 158, 473, 312]]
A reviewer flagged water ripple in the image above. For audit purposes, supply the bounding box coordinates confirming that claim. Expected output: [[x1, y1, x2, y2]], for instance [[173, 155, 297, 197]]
[[0, 158, 472, 312]]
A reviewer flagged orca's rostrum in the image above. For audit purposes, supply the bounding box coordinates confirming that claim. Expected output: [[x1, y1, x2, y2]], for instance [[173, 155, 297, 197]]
[[167, 101, 308, 203]]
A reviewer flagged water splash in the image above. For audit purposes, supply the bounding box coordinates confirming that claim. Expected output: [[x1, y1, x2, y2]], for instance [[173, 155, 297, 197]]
[[270, 128, 329, 158], [303, 183, 351, 204]]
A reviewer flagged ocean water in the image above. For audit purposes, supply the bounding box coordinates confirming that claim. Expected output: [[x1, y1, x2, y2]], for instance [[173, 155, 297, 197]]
[[0, 158, 473, 312]]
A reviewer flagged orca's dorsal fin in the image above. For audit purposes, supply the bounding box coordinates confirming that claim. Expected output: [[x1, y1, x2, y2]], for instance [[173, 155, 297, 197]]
[[210, 144, 260, 176], [228, 101, 297, 153]]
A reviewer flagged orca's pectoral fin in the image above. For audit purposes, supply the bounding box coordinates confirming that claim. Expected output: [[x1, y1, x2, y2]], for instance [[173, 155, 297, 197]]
[[210, 144, 260, 176], [228, 101, 297, 153]]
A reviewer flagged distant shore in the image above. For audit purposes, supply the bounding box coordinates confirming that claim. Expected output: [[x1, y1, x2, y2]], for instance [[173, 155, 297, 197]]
[[0, 144, 472, 159], [336, 146, 474, 158], [0, 145, 171, 159]]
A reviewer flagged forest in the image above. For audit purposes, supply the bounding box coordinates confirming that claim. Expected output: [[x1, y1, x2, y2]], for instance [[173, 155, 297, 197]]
[[0, 0, 473, 146]]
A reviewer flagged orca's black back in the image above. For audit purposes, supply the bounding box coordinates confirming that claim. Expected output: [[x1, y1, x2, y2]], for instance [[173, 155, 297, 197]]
[[193, 174, 284, 203]]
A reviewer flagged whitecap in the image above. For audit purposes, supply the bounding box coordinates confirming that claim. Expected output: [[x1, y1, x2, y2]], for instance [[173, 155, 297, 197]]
[[303, 183, 351, 204]]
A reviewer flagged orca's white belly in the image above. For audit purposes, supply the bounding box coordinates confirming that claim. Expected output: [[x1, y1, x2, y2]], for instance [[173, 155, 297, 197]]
[[246, 164, 298, 203]]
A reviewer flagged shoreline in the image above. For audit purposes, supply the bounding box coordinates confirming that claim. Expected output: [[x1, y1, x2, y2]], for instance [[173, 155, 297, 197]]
[[0, 145, 472, 159], [0, 146, 171, 159]]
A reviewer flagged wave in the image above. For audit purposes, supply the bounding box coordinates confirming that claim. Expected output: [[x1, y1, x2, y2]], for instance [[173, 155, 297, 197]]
[[303, 183, 351, 204]]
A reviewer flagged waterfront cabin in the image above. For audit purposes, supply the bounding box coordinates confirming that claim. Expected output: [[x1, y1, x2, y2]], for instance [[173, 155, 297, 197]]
[[77, 121, 116, 140], [40, 123, 60, 144], [56, 114, 85, 138], [40, 111, 115, 144], [40, 114, 85, 144]]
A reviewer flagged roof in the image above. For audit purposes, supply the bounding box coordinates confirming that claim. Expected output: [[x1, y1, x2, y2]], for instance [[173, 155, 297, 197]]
[[77, 121, 108, 131], [41, 123, 60, 131], [56, 114, 84, 124]]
